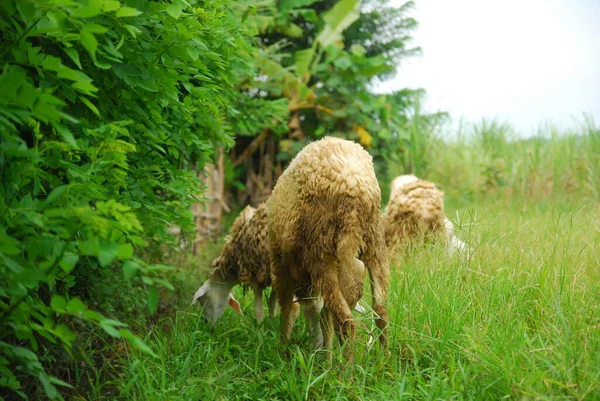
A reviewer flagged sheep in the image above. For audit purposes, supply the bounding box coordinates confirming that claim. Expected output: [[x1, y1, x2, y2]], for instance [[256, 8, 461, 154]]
[[266, 136, 389, 362], [382, 174, 468, 255], [191, 202, 279, 324]]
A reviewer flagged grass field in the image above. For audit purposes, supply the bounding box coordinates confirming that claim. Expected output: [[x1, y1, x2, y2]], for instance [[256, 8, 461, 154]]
[[81, 121, 600, 401], [108, 197, 600, 400]]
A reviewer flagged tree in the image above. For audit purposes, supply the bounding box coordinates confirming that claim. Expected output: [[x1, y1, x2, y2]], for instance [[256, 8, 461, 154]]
[[229, 0, 444, 205]]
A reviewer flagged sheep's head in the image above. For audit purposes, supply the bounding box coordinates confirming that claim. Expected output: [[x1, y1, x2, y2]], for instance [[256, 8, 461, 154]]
[[191, 279, 241, 323], [191, 257, 241, 323]]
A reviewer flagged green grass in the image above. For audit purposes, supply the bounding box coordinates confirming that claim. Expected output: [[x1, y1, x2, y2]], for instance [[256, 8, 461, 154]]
[[100, 197, 600, 401]]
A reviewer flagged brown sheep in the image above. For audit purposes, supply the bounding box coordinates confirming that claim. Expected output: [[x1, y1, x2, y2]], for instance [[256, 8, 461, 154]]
[[266, 136, 389, 362], [191, 203, 277, 323], [383, 174, 468, 255]]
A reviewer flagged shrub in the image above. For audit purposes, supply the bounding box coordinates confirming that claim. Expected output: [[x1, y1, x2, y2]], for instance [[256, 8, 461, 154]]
[[0, 0, 286, 398]]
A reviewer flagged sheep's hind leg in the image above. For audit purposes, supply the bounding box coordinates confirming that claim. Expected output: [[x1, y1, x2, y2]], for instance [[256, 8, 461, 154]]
[[275, 278, 295, 345], [319, 269, 356, 364], [363, 227, 390, 349], [320, 307, 334, 365]]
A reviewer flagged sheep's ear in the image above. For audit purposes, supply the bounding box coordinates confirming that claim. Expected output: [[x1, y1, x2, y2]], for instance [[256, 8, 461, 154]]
[[228, 294, 242, 315], [191, 282, 209, 305]]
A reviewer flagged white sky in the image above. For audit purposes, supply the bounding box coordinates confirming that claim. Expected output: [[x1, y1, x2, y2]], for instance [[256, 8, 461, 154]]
[[374, 0, 600, 137]]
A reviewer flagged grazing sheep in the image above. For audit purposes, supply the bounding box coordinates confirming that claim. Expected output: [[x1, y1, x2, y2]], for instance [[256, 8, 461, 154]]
[[191, 203, 278, 323], [382, 174, 468, 254], [267, 136, 389, 362]]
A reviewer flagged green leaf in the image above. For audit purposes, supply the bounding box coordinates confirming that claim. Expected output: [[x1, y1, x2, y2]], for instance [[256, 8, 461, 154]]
[[116, 7, 142, 18], [48, 376, 73, 389], [58, 66, 85, 82], [137, 78, 158, 92], [0, 231, 21, 255], [316, 0, 360, 48], [120, 330, 156, 357], [102, 1, 121, 12], [72, 80, 99, 94], [80, 96, 100, 116], [128, 236, 148, 247], [54, 324, 76, 343], [50, 295, 67, 311], [78, 240, 99, 256], [72, 7, 102, 18], [52, 123, 78, 147], [80, 28, 98, 59], [98, 243, 118, 267], [117, 243, 134, 260], [147, 287, 158, 314], [83, 310, 104, 321], [124, 24, 142, 38], [59, 253, 79, 273], [38, 373, 58, 399], [1, 255, 23, 273], [42, 55, 62, 72], [16, 268, 46, 288], [17, 1, 36, 21], [295, 47, 315, 79], [12, 346, 38, 361], [66, 298, 87, 313], [44, 185, 68, 206], [166, 4, 182, 19], [187, 47, 199, 61], [84, 23, 108, 34], [123, 259, 138, 279], [64, 48, 82, 69], [100, 321, 122, 338], [94, 60, 112, 69]]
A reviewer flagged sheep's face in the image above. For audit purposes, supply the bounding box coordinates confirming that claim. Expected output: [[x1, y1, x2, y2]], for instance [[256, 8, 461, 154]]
[[191, 279, 241, 323]]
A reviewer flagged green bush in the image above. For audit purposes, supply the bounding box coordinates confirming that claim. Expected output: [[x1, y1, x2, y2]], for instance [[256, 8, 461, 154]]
[[0, 0, 286, 398]]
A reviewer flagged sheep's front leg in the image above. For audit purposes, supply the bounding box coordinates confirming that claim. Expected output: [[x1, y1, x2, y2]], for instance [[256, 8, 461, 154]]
[[267, 289, 277, 317], [252, 285, 264, 323], [303, 298, 324, 350]]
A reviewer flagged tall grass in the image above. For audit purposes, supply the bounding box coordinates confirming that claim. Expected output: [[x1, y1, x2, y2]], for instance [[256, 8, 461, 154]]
[[426, 117, 599, 207]]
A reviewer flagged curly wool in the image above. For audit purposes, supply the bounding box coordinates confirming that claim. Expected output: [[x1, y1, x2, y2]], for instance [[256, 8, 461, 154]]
[[267, 136, 389, 358], [210, 202, 271, 290], [383, 175, 447, 253]]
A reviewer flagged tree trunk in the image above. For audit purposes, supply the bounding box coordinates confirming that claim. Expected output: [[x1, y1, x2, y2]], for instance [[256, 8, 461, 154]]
[[193, 148, 228, 254]]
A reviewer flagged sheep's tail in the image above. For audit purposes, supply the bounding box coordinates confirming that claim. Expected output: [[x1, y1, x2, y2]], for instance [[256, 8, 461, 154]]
[[335, 209, 364, 270]]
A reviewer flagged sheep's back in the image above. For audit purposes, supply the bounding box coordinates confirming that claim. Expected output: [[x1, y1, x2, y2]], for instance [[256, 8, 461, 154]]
[[268, 137, 382, 266], [236, 203, 271, 287], [383, 179, 446, 246], [210, 203, 271, 288]]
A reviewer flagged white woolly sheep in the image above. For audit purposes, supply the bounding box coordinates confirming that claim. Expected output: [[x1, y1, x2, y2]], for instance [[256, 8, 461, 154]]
[[191, 203, 278, 324], [266, 136, 389, 362], [382, 174, 468, 254]]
